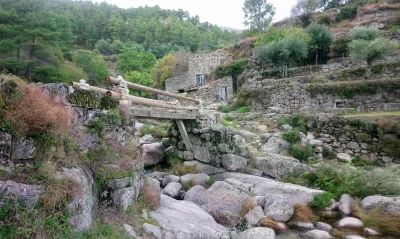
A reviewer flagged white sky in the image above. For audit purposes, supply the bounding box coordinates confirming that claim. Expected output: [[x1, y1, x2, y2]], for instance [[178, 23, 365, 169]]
[[92, 0, 298, 30]]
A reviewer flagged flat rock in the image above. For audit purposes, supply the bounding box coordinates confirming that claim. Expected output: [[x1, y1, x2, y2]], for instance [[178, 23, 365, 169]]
[[343, 235, 366, 239], [300, 229, 333, 239], [361, 195, 400, 216], [183, 161, 226, 175], [309, 139, 323, 147], [0, 180, 43, 209], [315, 222, 333, 232], [250, 154, 311, 179], [264, 195, 294, 222], [216, 172, 324, 205], [338, 217, 363, 228], [337, 153, 352, 162], [184, 185, 207, 205], [150, 195, 230, 239], [192, 145, 211, 163], [238, 227, 276, 239], [13, 137, 36, 160], [180, 173, 210, 188], [221, 154, 247, 172], [260, 133, 290, 154], [143, 223, 162, 239]]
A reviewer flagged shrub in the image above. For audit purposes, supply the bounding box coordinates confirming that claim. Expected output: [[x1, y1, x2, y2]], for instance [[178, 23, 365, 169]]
[[351, 157, 372, 167], [88, 108, 122, 138], [224, 115, 233, 122], [235, 106, 249, 113], [276, 116, 288, 127], [288, 114, 308, 133], [319, 14, 331, 25], [355, 132, 370, 142], [4, 83, 68, 136], [352, 26, 380, 41], [337, 6, 358, 22], [291, 144, 313, 163], [311, 192, 335, 209], [81, 221, 131, 239], [283, 130, 301, 144], [207, 176, 216, 186], [218, 105, 231, 113]]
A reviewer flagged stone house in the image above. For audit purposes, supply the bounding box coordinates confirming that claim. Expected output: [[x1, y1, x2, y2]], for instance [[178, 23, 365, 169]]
[[163, 53, 233, 103]]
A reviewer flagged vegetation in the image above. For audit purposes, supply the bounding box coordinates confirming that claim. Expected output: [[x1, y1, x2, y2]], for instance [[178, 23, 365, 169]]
[[215, 59, 248, 91], [292, 204, 314, 222], [291, 0, 323, 16], [311, 192, 336, 209], [307, 23, 333, 65], [79, 221, 130, 239], [254, 27, 311, 48], [291, 143, 314, 163], [140, 124, 170, 139], [352, 26, 380, 41], [235, 106, 249, 113], [283, 130, 301, 144], [242, 0, 275, 31]]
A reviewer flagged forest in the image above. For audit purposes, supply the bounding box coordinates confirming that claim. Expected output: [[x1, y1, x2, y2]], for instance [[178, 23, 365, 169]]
[[0, 0, 239, 85]]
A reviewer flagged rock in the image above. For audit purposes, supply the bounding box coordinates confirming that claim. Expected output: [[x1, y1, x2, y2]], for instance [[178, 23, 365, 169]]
[[281, 124, 292, 131], [238, 130, 257, 142], [164, 146, 178, 158], [314, 222, 333, 232], [295, 222, 315, 230], [184, 185, 207, 205], [221, 154, 247, 172], [260, 133, 290, 154], [309, 140, 323, 147], [250, 154, 311, 179], [343, 235, 366, 239], [364, 228, 381, 236], [264, 195, 294, 222], [56, 167, 97, 232], [225, 178, 252, 194], [361, 195, 400, 216], [183, 161, 226, 175], [183, 151, 194, 160], [162, 182, 182, 199], [141, 142, 165, 167], [360, 153, 378, 164], [218, 143, 231, 154], [143, 223, 162, 239], [246, 168, 263, 177], [13, 137, 36, 160], [216, 172, 324, 205], [338, 194, 354, 215], [150, 194, 230, 239], [180, 173, 210, 188], [347, 142, 359, 150], [300, 229, 333, 239], [0, 132, 12, 165], [261, 133, 273, 141], [192, 145, 211, 163], [382, 156, 393, 163], [123, 224, 139, 238], [238, 227, 276, 239], [146, 172, 170, 181], [0, 180, 43, 209], [113, 187, 136, 211], [244, 206, 264, 226], [200, 181, 250, 225], [338, 217, 363, 228], [253, 196, 266, 208], [139, 134, 156, 144], [161, 138, 171, 147], [142, 176, 161, 207], [337, 153, 352, 162], [162, 175, 180, 187]]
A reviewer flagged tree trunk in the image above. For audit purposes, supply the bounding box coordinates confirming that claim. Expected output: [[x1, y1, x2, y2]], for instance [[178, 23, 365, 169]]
[[26, 37, 35, 82], [315, 52, 318, 66], [366, 63, 372, 80]]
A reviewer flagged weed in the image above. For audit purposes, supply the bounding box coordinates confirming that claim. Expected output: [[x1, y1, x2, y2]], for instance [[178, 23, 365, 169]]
[[207, 175, 216, 186], [88, 108, 122, 138], [141, 181, 160, 210], [292, 204, 314, 222], [311, 192, 335, 210], [171, 164, 198, 176], [291, 143, 313, 163], [276, 116, 288, 127], [240, 199, 257, 218], [78, 220, 130, 239], [258, 217, 284, 231], [355, 132, 370, 142], [140, 124, 169, 139], [224, 115, 233, 122], [219, 118, 231, 127], [235, 106, 249, 113], [283, 130, 301, 144], [351, 157, 372, 167], [218, 105, 231, 113]]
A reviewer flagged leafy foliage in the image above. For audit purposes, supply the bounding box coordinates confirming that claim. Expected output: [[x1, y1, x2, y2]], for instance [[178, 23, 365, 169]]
[[291, 143, 314, 162], [242, 0, 275, 31], [352, 26, 380, 41], [349, 38, 399, 66], [254, 27, 311, 48], [307, 23, 333, 64], [291, 0, 323, 16], [215, 59, 248, 91], [337, 6, 358, 21], [311, 192, 336, 209], [116, 49, 156, 75], [283, 130, 301, 144], [73, 50, 109, 86], [124, 71, 153, 98]]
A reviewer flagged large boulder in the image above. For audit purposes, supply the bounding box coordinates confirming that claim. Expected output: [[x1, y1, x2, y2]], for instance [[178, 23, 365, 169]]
[[250, 154, 311, 179], [162, 182, 183, 199], [139, 134, 156, 144], [221, 154, 247, 172], [56, 167, 98, 232], [244, 206, 265, 226], [140, 142, 165, 167], [216, 172, 324, 205], [200, 181, 251, 225], [107, 174, 141, 212], [150, 195, 231, 239], [184, 185, 207, 205], [361, 195, 400, 216], [264, 195, 294, 222], [192, 145, 211, 164], [13, 137, 36, 160], [338, 194, 354, 215], [0, 180, 43, 209], [260, 133, 290, 154], [180, 173, 210, 188], [184, 161, 226, 175], [238, 227, 276, 239]]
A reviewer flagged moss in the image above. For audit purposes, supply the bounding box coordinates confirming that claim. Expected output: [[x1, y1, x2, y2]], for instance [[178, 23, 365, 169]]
[[371, 64, 385, 75], [66, 89, 101, 108], [99, 96, 118, 110], [356, 132, 370, 142]]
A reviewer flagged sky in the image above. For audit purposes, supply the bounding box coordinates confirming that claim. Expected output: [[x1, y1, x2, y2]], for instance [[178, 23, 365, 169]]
[[92, 0, 298, 30]]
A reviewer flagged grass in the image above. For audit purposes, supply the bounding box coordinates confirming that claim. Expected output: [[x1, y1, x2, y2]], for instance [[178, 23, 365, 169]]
[[258, 217, 285, 231], [292, 204, 314, 223], [207, 175, 216, 186], [283, 130, 301, 144], [311, 192, 335, 210], [353, 200, 400, 236], [140, 123, 170, 139], [235, 106, 249, 113], [78, 221, 130, 239], [218, 105, 231, 113], [342, 111, 400, 119], [290, 144, 314, 163]]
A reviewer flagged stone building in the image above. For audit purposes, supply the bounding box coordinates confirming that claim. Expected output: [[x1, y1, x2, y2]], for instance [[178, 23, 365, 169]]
[[164, 53, 233, 93]]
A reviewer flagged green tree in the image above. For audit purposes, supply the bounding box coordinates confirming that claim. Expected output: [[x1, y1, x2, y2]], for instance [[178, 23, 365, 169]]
[[73, 50, 109, 85], [151, 53, 179, 89], [352, 26, 379, 41], [258, 36, 308, 77], [349, 38, 398, 79], [124, 71, 152, 98], [291, 0, 323, 16], [254, 27, 311, 47], [215, 59, 248, 91], [307, 23, 333, 65], [242, 0, 275, 31], [116, 49, 156, 75]]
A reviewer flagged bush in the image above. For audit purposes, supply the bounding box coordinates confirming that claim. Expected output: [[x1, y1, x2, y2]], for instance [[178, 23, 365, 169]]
[[235, 106, 249, 113], [4, 83, 68, 136], [288, 114, 308, 133], [352, 26, 379, 41], [224, 115, 233, 122], [283, 130, 301, 144], [218, 105, 231, 113], [291, 144, 313, 163], [140, 124, 169, 139], [337, 6, 358, 22], [88, 108, 122, 138], [276, 116, 288, 127], [311, 192, 335, 209]]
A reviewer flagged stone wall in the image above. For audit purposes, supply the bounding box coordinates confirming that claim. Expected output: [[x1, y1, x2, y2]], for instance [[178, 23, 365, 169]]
[[244, 78, 400, 112], [311, 114, 400, 164], [165, 72, 190, 92], [186, 77, 233, 105]]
